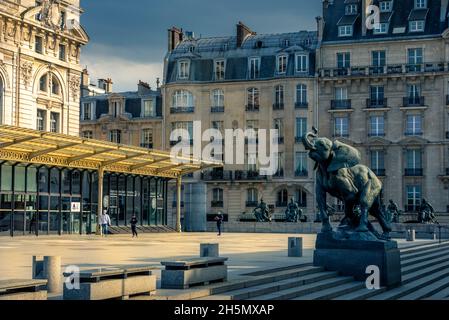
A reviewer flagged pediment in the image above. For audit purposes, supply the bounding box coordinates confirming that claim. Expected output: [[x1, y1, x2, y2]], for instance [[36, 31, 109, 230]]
[[398, 136, 429, 145], [366, 137, 392, 146]]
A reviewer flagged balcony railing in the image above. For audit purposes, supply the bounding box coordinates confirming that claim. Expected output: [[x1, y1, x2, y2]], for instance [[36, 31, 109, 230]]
[[295, 136, 304, 144], [405, 168, 423, 176], [320, 62, 447, 78], [273, 169, 284, 178], [201, 170, 233, 181], [403, 96, 425, 107], [295, 169, 308, 177], [331, 99, 351, 110], [405, 131, 423, 136], [276, 201, 288, 207], [368, 132, 386, 137], [170, 106, 195, 114], [404, 205, 419, 213], [245, 201, 258, 208], [234, 170, 267, 181], [140, 143, 153, 149], [295, 101, 309, 109], [273, 103, 284, 110], [245, 104, 260, 112], [366, 98, 387, 108], [211, 200, 224, 208], [170, 139, 193, 146], [211, 106, 225, 113], [372, 169, 386, 176]]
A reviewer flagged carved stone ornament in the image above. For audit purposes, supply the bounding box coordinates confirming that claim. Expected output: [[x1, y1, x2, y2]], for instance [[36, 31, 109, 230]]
[[69, 75, 80, 101], [21, 61, 33, 89]]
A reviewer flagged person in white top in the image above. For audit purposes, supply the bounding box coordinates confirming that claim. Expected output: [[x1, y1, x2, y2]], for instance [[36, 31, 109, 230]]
[[100, 209, 111, 236]]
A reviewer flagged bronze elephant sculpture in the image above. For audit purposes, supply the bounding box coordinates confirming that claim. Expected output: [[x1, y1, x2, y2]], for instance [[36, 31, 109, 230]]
[[302, 128, 391, 238]]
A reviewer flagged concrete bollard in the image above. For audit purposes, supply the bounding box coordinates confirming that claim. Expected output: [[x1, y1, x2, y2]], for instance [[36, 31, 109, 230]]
[[32, 256, 61, 294], [288, 237, 303, 257], [406, 229, 416, 242], [200, 243, 219, 257]]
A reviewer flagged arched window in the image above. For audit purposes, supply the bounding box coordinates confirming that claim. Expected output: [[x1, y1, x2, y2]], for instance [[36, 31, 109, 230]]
[[212, 188, 223, 207], [211, 89, 224, 108], [296, 189, 307, 207], [51, 75, 60, 95], [247, 88, 259, 110], [39, 74, 48, 92], [172, 90, 194, 108], [276, 189, 288, 207], [246, 188, 258, 207], [274, 85, 284, 108]]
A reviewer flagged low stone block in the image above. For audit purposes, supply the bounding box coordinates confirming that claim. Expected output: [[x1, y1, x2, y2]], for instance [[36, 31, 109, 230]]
[[161, 265, 227, 289], [407, 229, 416, 242], [200, 243, 219, 257], [0, 291, 47, 301], [288, 237, 303, 257]]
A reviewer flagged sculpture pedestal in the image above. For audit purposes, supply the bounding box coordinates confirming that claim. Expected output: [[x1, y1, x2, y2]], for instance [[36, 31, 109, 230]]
[[313, 232, 402, 288]]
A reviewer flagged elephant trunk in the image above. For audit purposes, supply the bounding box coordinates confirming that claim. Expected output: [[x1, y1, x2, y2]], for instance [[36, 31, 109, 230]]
[[302, 132, 317, 151]]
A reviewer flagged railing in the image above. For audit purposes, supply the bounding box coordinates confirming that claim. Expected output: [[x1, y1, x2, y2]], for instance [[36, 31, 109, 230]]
[[403, 96, 425, 107], [273, 169, 284, 178], [295, 136, 304, 144], [234, 170, 267, 181], [211, 106, 225, 113], [170, 139, 193, 146], [276, 201, 288, 207], [295, 102, 309, 109], [405, 131, 423, 136], [273, 103, 284, 110], [140, 143, 153, 149], [245, 104, 260, 112], [211, 201, 224, 208], [405, 168, 423, 176], [331, 99, 351, 110], [295, 169, 308, 177], [372, 169, 386, 176], [170, 106, 195, 114], [366, 98, 387, 108], [245, 201, 258, 208], [320, 62, 447, 78], [404, 205, 418, 213], [368, 132, 386, 137], [201, 170, 233, 181]]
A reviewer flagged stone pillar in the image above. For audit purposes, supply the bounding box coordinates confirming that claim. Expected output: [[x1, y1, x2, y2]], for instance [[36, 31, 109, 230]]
[[32, 256, 61, 294], [200, 243, 219, 257], [176, 176, 182, 233], [288, 237, 303, 257], [97, 168, 104, 235], [407, 229, 416, 242]]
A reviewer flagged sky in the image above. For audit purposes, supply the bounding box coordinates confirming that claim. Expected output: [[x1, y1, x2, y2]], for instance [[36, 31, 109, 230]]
[[80, 0, 322, 92]]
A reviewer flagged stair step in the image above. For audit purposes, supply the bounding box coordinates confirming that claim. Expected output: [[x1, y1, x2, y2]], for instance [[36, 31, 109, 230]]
[[425, 285, 449, 300], [401, 243, 449, 261], [398, 276, 449, 300], [401, 250, 449, 268], [293, 281, 366, 300], [369, 266, 449, 300], [247, 277, 354, 300], [211, 271, 339, 300], [402, 255, 449, 276], [242, 263, 313, 276], [333, 286, 388, 300], [402, 260, 449, 285]]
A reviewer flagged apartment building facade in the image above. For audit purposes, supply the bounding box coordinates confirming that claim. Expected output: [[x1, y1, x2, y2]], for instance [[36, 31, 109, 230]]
[[317, 0, 449, 213], [163, 24, 319, 224], [0, 0, 88, 136]]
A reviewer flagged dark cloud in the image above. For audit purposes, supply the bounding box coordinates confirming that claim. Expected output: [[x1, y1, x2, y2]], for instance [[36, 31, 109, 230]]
[[80, 0, 322, 91]]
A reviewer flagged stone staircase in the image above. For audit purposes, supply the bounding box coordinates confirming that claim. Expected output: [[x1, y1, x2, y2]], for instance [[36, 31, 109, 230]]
[[108, 225, 176, 235], [193, 241, 449, 300]]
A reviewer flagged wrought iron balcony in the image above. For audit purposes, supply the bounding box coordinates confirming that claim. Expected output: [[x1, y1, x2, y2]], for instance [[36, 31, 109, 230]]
[[372, 169, 386, 176], [273, 169, 284, 178], [295, 169, 308, 177], [405, 168, 423, 177], [201, 170, 233, 181], [273, 103, 284, 110], [211, 106, 225, 113], [211, 200, 224, 208], [245, 104, 260, 112], [140, 143, 153, 149], [276, 201, 288, 208], [331, 99, 351, 110], [366, 98, 387, 108], [368, 132, 386, 137], [245, 201, 258, 208], [403, 96, 425, 107], [170, 106, 195, 114], [170, 139, 193, 146], [234, 170, 267, 181], [295, 101, 309, 109]]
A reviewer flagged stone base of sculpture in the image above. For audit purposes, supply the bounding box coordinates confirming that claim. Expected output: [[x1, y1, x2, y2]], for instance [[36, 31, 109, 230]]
[[313, 231, 402, 288]]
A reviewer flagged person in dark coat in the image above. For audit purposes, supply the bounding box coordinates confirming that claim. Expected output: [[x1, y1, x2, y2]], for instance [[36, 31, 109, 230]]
[[215, 212, 224, 236], [130, 214, 138, 238]]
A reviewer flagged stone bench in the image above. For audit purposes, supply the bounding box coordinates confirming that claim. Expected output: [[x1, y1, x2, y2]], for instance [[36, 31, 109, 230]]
[[63, 265, 157, 300], [0, 279, 48, 300], [161, 257, 228, 289]]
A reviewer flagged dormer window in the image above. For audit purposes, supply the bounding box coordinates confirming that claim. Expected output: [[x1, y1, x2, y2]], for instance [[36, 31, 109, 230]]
[[373, 23, 389, 34], [188, 46, 195, 53], [410, 20, 425, 32], [282, 39, 290, 47], [338, 25, 353, 37], [380, 1, 393, 12], [415, 0, 426, 9], [295, 54, 309, 73], [345, 4, 358, 15], [178, 60, 190, 80], [248, 57, 260, 79], [277, 55, 288, 74]]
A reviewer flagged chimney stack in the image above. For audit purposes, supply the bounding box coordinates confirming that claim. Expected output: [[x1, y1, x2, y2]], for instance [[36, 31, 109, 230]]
[[137, 80, 152, 95], [156, 77, 160, 89], [81, 68, 90, 88], [236, 21, 255, 48], [168, 27, 184, 52], [316, 16, 324, 43], [98, 78, 113, 94]]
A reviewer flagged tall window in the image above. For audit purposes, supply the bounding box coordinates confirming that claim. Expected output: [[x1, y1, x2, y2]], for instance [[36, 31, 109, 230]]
[[141, 129, 153, 148], [249, 57, 260, 79], [295, 152, 308, 177], [370, 116, 385, 136], [275, 152, 284, 177], [212, 89, 224, 107], [51, 75, 60, 95], [406, 149, 422, 170], [82, 102, 92, 120], [372, 51, 386, 67], [335, 117, 349, 137], [35, 36, 43, 53], [0, 77, 3, 124], [142, 99, 155, 117], [335, 87, 348, 100], [337, 52, 351, 68], [247, 88, 259, 108], [215, 60, 225, 80], [408, 48, 423, 71], [273, 119, 284, 140], [277, 189, 288, 206], [178, 60, 190, 79], [406, 185, 422, 212], [111, 101, 120, 117], [247, 188, 258, 204], [39, 74, 48, 92], [296, 84, 308, 105], [171, 122, 193, 143], [406, 115, 423, 135], [59, 44, 66, 61], [212, 188, 223, 207], [407, 84, 421, 105], [295, 54, 308, 73], [296, 118, 307, 140], [82, 131, 93, 139], [370, 86, 384, 103], [277, 55, 287, 74], [380, 1, 393, 12], [370, 150, 385, 175], [50, 112, 59, 133], [36, 109, 46, 131], [109, 130, 121, 143], [172, 90, 194, 108], [274, 85, 284, 107]]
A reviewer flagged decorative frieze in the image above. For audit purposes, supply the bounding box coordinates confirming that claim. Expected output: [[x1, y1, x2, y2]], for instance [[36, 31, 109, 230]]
[[20, 61, 33, 89]]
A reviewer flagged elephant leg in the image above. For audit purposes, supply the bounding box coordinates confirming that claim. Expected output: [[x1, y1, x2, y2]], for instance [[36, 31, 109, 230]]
[[369, 197, 392, 235], [356, 179, 380, 232], [340, 201, 355, 229]]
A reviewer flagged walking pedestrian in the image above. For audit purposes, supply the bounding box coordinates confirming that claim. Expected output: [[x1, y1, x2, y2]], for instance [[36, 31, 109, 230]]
[[130, 213, 138, 238], [215, 212, 224, 236], [100, 209, 111, 236]]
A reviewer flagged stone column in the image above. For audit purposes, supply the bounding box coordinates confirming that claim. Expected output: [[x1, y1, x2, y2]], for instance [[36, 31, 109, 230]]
[[32, 256, 61, 294], [97, 167, 104, 235], [176, 176, 182, 233]]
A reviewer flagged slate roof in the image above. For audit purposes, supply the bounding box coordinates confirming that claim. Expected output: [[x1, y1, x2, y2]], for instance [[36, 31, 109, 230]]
[[322, 0, 449, 43], [165, 31, 318, 84]]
